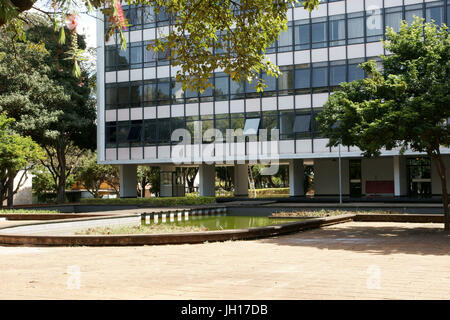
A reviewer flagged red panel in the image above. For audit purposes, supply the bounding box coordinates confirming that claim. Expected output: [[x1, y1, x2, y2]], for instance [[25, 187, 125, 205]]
[[365, 181, 394, 194]]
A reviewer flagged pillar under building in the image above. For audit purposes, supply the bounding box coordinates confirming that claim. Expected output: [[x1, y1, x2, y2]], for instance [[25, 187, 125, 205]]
[[199, 163, 216, 197], [393, 155, 407, 197], [289, 159, 305, 197], [119, 164, 137, 198], [234, 164, 249, 197]]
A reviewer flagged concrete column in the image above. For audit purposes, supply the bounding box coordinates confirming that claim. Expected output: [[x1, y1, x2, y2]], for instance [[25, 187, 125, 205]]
[[289, 159, 305, 197], [393, 155, 407, 196], [119, 164, 137, 198], [234, 164, 249, 197], [199, 164, 215, 197]]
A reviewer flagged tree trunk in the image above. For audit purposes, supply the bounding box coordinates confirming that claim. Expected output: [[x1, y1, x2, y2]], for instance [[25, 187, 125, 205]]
[[431, 155, 449, 232], [6, 170, 15, 209]]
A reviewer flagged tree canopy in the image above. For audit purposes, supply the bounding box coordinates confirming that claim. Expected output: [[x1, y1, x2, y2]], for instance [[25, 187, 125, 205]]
[[1, 0, 319, 90], [317, 18, 450, 230]]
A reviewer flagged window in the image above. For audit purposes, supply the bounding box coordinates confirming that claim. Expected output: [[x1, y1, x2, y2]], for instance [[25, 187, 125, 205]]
[[185, 88, 198, 103], [230, 80, 245, 100], [158, 118, 171, 144], [243, 118, 260, 136], [261, 72, 276, 97], [347, 12, 364, 44], [405, 4, 423, 25], [426, 2, 444, 26], [311, 17, 327, 48], [130, 42, 142, 69], [262, 111, 277, 139], [215, 114, 229, 137], [348, 59, 365, 81], [144, 80, 157, 106], [117, 84, 130, 108], [106, 122, 117, 148], [278, 66, 294, 96], [171, 80, 184, 104], [295, 64, 311, 93], [117, 47, 130, 70], [214, 74, 229, 100], [278, 22, 293, 52], [118, 122, 130, 147], [293, 114, 311, 139], [105, 85, 117, 109], [130, 83, 143, 107], [312, 62, 328, 88], [143, 6, 155, 28], [128, 121, 142, 146], [329, 15, 345, 46], [128, 6, 142, 31], [385, 7, 402, 33], [294, 20, 310, 50], [143, 41, 157, 67], [366, 7, 384, 42], [330, 60, 346, 87], [157, 79, 171, 105], [144, 120, 157, 145], [200, 79, 213, 102], [279, 111, 294, 140], [105, 46, 117, 71]]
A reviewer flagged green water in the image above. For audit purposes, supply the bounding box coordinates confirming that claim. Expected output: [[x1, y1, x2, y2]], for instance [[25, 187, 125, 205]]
[[143, 214, 303, 231]]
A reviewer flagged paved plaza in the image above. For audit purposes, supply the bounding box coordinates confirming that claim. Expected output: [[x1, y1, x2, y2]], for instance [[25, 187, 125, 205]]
[[0, 221, 448, 299]]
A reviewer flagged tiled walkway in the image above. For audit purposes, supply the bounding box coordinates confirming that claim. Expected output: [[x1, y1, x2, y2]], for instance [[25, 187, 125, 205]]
[[0, 222, 448, 299]]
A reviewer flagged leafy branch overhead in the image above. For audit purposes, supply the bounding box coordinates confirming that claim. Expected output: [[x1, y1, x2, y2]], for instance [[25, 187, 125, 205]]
[[0, 0, 320, 90]]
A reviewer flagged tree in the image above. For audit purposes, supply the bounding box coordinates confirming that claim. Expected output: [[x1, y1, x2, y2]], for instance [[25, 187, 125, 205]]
[[1, 0, 319, 90], [317, 19, 450, 231], [74, 151, 120, 198], [137, 166, 160, 197], [0, 113, 44, 208], [0, 15, 97, 203]]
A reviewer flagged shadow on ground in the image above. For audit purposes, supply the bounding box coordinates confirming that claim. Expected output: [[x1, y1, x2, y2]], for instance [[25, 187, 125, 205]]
[[260, 222, 450, 256]]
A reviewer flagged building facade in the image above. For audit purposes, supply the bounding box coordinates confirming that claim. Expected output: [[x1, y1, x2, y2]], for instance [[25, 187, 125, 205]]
[[97, 0, 450, 198]]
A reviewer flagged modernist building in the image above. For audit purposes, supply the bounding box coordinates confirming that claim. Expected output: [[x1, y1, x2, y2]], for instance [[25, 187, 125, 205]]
[[96, 0, 450, 198]]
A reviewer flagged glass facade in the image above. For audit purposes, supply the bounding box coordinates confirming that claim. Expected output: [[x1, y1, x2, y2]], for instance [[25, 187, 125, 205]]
[[103, 1, 449, 153]]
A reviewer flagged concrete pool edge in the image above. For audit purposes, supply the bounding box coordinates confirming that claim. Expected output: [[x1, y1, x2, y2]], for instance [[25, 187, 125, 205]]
[[0, 214, 355, 246]]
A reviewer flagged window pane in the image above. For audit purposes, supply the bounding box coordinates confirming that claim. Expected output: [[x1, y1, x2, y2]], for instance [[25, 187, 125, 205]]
[[348, 63, 365, 81], [243, 118, 260, 136], [130, 45, 142, 66], [144, 81, 157, 104], [144, 120, 157, 145], [311, 20, 327, 48], [293, 115, 312, 133], [278, 66, 294, 94], [330, 64, 346, 86], [329, 16, 345, 46], [279, 111, 294, 140], [295, 65, 311, 89], [157, 80, 171, 104], [117, 85, 129, 105], [171, 80, 184, 103], [117, 47, 129, 69], [405, 7, 423, 25], [130, 83, 142, 105], [295, 21, 310, 50], [230, 80, 245, 99], [312, 65, 328, 87], [347, 17, 364, 42], [426, 5, 444, 25], [278, 23, 293, 51], [214, 76, 229, 99], [158, 118, 171, 143], [386, 11, 402, 32], [105, 86, 117, 106]]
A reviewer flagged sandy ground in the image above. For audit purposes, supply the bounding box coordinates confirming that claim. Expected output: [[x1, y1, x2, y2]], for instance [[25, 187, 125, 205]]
[[0, 221, 449, 300]]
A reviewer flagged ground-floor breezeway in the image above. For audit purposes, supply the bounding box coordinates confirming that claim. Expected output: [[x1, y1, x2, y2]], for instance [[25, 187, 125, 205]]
[[117, 155, 450, 200]]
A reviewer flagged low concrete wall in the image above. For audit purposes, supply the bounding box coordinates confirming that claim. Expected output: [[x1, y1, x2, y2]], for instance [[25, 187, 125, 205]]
[[354, 214, 444, 223], [0, 214, 112, 221], [0, 214, 355, 246]]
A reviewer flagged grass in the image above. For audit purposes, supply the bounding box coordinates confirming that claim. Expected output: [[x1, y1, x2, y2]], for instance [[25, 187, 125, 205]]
[[0, 209, 60, 214], [80, 195, 216, 206], [272, 209, 401, 218], [75, 223, 208, 235]]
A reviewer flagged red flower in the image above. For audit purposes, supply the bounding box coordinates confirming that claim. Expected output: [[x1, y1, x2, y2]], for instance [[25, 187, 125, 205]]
[[66, 14, 79, 31]]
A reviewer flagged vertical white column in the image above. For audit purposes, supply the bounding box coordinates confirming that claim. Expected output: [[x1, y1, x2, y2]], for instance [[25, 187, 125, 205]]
[[393, 155, 407, 196], [289, 159, 305, 197], [96, 9, 105, 162], [199, 164, 216, 197], [234, 164, 249, 197], [119, 164, 138, 198]]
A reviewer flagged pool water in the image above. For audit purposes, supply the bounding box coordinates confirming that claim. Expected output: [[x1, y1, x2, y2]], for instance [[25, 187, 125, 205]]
[[142, 214, 303, 231]]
